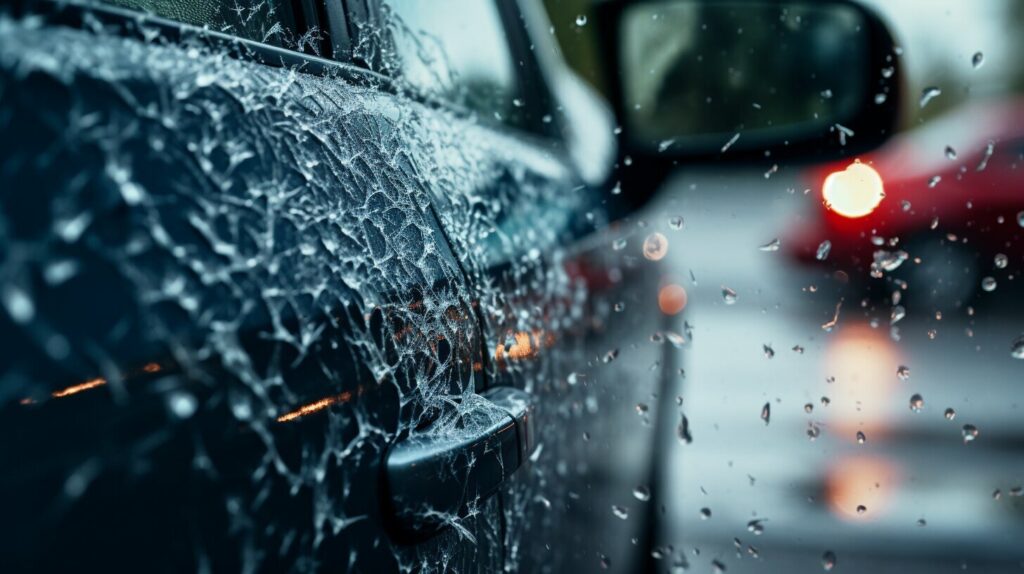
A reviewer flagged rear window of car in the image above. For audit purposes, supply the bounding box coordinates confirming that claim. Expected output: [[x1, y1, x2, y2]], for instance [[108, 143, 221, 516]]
[[98, 0, 301, 48]]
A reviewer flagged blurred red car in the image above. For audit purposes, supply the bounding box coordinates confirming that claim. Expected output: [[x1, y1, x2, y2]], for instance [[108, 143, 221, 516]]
[[787, 98, 1024, 304]]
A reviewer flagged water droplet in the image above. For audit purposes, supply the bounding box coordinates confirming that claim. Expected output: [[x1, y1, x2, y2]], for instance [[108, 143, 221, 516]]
[[635, 403, 649, 416], [909, 393, 925, 412], [804, 403, 814, 414], [820, 396, 831, 407], [575, 14, 588, 27], [816, 240, 832, 261], [721, 286, 738, 305], [759, 238, 781, 252], [891, 305, 906, 325], [962, 424, 979, 444], [1017, 211, 1024, 228], [822, 551, 837, 571], [807, 423, 822, 440], [919, 86, 942, 108], [917, 518, 928, 527], [700, 507, 712, 520], [1012, 336, 1024, 359], [633, 485, 651, 502], [760, 402, 771, 425], [856, 431, 866, 444], [643, 232, 669, 261], [881, 66, 895, 79], [567, 372, 581, 386], [668, 216, 685, 230], [792, 345, 805, 354], [712, 559, 727, 573], [944, 145, 958, 160], [762, 344, 775, 359], [614, 302, 625, 312], [612, 238, 627, 251], [944, 407, 956, 420], [611, 505, 629, 520], [981, 277, 997, 292], [747, 519, 765, 535], [665, 331, 686, 349], [677, 413, 693, 444], [897, 365, 910, 381], [602, 349, 619, 363], [1, 285, 35, 324], [972, 51, 984, 69], [167, 391, 198, 419], [994, 253, 1008, 269], [856, 504, 867, 515]]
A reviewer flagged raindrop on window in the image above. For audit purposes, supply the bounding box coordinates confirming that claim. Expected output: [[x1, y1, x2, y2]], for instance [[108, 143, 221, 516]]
[[611, 505, 629, 520], [856, 431, 866, 444], [962, 424, 979, 444], [668, 216, 685, 230], [981, 277, 997, 292], [919, 86, 942, 108], [699, 507, 712, 520], [574, 14, 588, 27], [972, 51, 985, 69], [945, 145, 958, 159], [722, 286, 738, 305], [822, 551, 837, 571], [1012, 336, 1024, 359], [643, 232, 669, 261], [909, 393, 925, 412], [747, 519, 765, 535], [994, 253, 1008, 269], [633, 485, 651, 502], [759, 238, 781, 252], [760, 402, 771, 425], [897, 365, 910, 380], [816, 240, 832, 261], [944, 408, 956, 420]]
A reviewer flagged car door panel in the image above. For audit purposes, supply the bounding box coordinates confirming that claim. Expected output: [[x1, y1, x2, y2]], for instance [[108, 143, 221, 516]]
[[0, 7, 507, 572]]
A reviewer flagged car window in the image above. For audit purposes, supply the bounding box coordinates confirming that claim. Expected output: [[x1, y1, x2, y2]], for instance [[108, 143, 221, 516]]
[[98, 0, 301, 48], [381, 0, 526, 128]]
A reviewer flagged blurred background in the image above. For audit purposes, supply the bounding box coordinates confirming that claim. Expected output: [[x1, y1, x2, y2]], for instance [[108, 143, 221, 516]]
[[546, 1, 1024, 572]]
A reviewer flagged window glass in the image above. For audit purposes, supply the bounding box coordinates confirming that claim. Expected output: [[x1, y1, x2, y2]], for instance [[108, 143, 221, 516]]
[[382, 0, 524, 127], [99, 0, 301, 48]]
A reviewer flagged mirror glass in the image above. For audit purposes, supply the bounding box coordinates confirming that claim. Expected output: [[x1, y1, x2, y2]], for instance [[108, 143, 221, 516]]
[[620, 1, 871, 154]]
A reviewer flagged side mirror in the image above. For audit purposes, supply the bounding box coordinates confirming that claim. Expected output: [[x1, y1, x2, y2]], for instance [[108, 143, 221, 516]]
[[595, 0, 903, 209]]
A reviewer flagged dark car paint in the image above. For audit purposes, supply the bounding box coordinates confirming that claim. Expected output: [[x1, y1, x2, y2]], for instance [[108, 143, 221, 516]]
[[0, 1, 663, 572]]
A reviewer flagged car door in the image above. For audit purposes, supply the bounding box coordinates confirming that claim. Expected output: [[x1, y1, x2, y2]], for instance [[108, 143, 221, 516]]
[[0, 1, 520, 571], [344, 1, 678, 571]]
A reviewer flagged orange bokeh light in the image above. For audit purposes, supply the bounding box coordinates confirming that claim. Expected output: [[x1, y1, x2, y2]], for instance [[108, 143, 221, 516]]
[[658, 284, 688, 315], [825, 455, 900, 522]]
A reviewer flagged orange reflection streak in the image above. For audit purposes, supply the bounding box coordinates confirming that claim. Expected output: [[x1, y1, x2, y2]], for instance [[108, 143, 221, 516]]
[[276, 391, 352, 423], [50, 377, 107, 398], [658, 284, 688, 315], [825, 455, 900, 522]]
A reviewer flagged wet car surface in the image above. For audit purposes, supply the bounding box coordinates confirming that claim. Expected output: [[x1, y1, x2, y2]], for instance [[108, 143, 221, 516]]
[[3, 0, 1022, 572]]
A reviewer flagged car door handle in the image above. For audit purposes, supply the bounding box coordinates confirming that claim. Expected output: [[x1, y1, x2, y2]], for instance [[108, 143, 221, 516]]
[[384, 387, 535, 534]]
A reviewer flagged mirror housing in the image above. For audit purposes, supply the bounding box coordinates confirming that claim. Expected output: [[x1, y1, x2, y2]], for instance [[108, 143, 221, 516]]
[[595, 0, 903, 212]]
